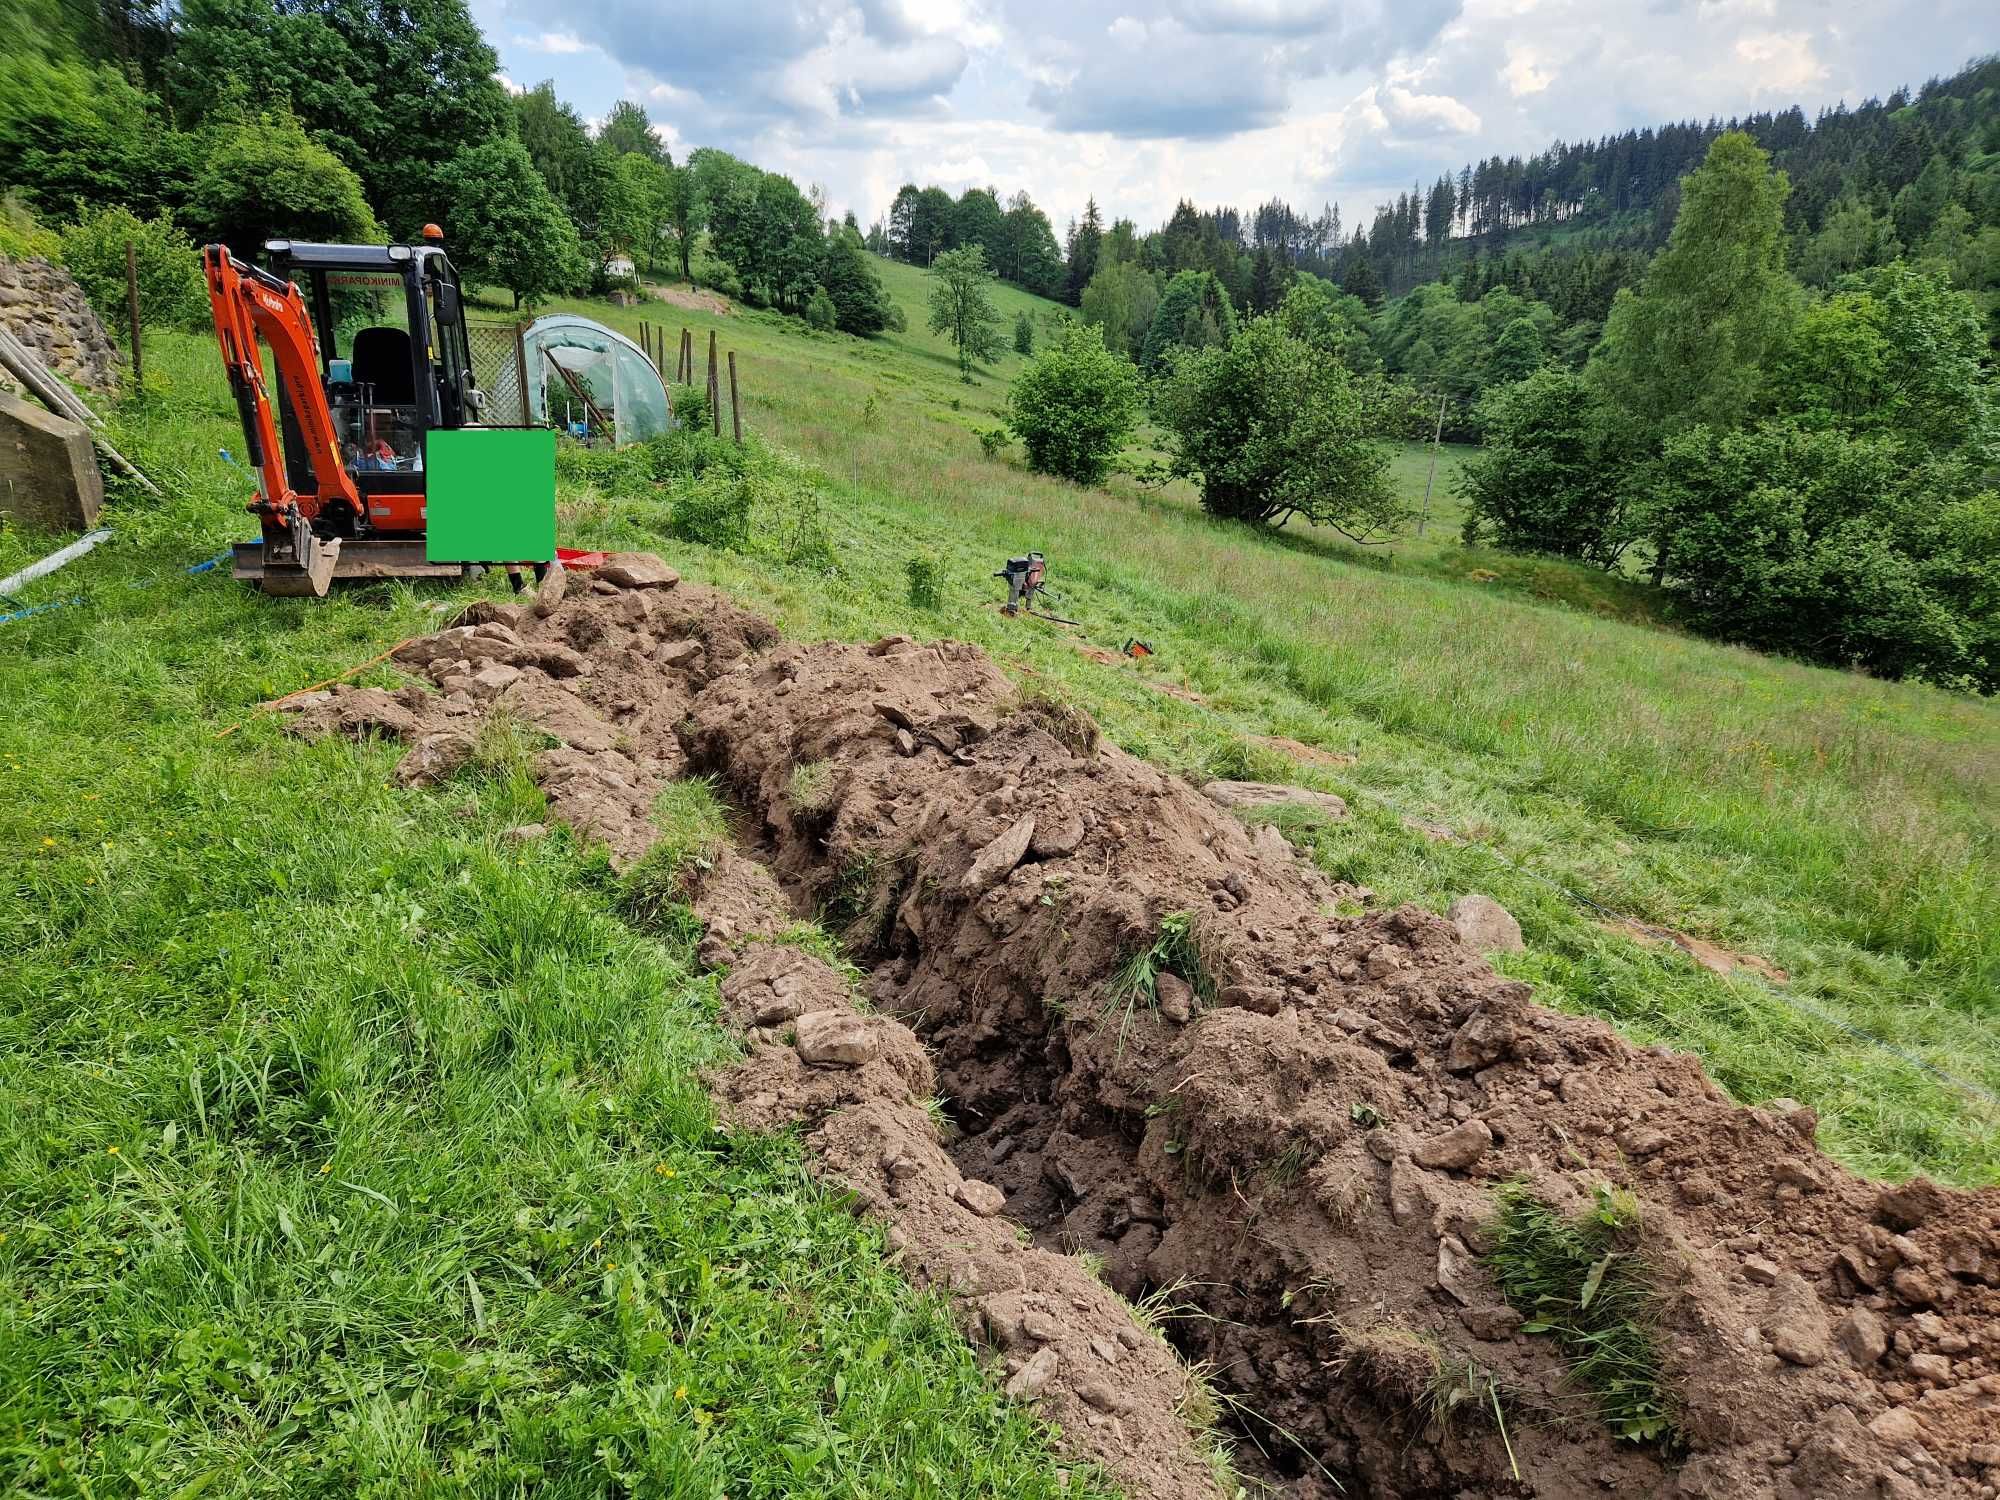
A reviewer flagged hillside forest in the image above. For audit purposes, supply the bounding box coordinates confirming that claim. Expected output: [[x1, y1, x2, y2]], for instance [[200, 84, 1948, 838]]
[[0, 1, 1995, 689]]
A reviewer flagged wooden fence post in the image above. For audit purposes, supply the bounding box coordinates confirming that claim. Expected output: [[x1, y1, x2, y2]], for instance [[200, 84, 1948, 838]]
[[728, 350, 741, 443], [707, 331, 720, 438], [680, 328, 691, 384], [124, 241, 143, 394]]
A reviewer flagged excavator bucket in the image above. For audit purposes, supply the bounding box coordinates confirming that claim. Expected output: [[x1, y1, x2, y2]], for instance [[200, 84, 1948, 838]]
[[255, 534, 341, 598]]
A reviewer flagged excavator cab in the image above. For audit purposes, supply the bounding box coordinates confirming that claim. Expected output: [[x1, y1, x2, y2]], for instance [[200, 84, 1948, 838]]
[[204, 229, 538, 596]]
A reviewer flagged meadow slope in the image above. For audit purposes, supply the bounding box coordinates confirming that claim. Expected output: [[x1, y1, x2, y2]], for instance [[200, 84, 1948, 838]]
[[1, 269, 1996, 1489]]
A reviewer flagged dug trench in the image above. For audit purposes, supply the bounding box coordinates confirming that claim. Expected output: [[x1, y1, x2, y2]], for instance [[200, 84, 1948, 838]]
[[286, 556, 2000, 1500]]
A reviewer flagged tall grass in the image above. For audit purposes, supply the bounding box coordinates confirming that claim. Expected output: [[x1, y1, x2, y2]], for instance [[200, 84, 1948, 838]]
[[0, 335, 1112, 1497]]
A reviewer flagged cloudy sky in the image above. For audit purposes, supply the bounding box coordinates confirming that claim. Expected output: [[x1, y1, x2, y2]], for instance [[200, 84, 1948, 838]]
[[470, 0, 1993, 234]]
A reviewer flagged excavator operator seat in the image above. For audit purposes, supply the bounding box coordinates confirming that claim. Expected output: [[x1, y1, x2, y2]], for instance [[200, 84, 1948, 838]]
[[339, 324, 422, 475], [350, 326, 415, 403]]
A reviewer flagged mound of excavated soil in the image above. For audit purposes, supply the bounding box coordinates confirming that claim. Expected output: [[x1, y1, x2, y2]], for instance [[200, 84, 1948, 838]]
[[287, 559, 2000, 1500]]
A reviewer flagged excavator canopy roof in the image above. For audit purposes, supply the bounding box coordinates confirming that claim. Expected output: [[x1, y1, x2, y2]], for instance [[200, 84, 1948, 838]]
[[262, 240, 452, 274]]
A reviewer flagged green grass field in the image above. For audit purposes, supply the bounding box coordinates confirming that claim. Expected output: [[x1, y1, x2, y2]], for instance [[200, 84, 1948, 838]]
[[2, 257, 1996, 1492]]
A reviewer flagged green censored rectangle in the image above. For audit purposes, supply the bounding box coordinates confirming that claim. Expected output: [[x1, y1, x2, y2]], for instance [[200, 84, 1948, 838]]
[[425, 427, 557, 562]]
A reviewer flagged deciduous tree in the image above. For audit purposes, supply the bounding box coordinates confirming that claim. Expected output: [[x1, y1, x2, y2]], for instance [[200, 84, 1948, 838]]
[[927, 244, 1002, 378], [1156, 314, 1405, 538], [440, 136, 585, 307]]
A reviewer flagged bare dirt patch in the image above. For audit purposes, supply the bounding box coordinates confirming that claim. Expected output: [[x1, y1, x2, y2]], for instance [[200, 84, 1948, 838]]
[[289, 559, 2000, 1499], [648, 283, 733, 316], [1600, 916, 1792, 983], [1258, 733, 1359, 768]]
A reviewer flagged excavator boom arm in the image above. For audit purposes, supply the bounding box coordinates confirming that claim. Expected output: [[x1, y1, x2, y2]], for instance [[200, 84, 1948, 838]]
[[201, 245, 360, 523]]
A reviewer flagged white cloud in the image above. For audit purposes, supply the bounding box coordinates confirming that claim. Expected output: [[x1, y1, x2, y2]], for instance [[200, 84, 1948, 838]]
[[1501, 41, 1552, 96], [519, 30, 592, 54], [1731, 31, 1829, 97], [482, 0, 1987, 232], [1381, 83, 1481, 134], [494, 71, 525, 95]]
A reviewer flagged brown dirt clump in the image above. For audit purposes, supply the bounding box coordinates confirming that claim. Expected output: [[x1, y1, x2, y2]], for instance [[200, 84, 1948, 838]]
[[289, 563, 2000, 1500]]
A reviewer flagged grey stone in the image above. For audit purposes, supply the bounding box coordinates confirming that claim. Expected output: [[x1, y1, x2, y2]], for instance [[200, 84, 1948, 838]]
[[1074, 1377, 1134, 1413], [1387, 1154, 1431, 1226], [1437, 1235, 1483, 1306], [961, 815, 1036, 894], [530, 561, 567, 617], [793, 1010, 876, 1067], [955, 1179, 1008, 1217], [1446, 894, 1524, 954], [0, 390, 101, 530], [1004, 1346, 1059, 1399], [1445, 1007, 1516, 1073], [1155, 971, 1194, 1024], [1029, 811, 1084, 858], [395, 730, 476, 787], [1021, 1310, 1062, 1343], [1763, 1274, 1830, 1367], [598, 552, 680, 588], [1413, 1118, 1492, 1172], [1201, 780, 1347, 819], [1616, 1124, 1672, 1158]]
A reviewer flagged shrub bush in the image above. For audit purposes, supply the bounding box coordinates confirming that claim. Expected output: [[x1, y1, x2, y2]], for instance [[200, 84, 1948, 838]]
[[805, 288, 837, 332], [1155, 314, 1404, 538], [668, 466, 754, 549], [1651, 421, 1999, 690], [1004, 321, 1140, 485], [905, 553, 942, 609], [1459, 368, 1635, 566], [670, 381, 711, 434], [57, 204, 206, 330]]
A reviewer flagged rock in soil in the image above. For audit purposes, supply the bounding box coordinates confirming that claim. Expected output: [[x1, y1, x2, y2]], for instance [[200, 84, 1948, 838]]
[[291, 568, 2000, 1500], [794, 1010, 877, 1067], [1446, 893, 1524, 953], [1414, 1117, 1493, 1171]]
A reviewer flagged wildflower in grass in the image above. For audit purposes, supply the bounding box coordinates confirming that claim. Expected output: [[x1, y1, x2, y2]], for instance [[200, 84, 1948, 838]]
[[106, 1145, 118, 1155], [41, 837, 55, 848], [318, 1163, 331, 1174], [675, 1384, 688, 1400]]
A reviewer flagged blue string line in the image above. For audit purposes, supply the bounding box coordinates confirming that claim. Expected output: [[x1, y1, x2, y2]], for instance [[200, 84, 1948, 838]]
[[0, 547, 235, 628]]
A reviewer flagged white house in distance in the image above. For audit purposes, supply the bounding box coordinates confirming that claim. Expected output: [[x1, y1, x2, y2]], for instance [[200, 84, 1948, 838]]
[[605, 253, 635, 279]]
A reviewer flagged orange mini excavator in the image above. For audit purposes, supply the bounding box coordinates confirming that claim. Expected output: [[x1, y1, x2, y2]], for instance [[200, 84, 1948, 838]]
[[204, 228, 518, 596]]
